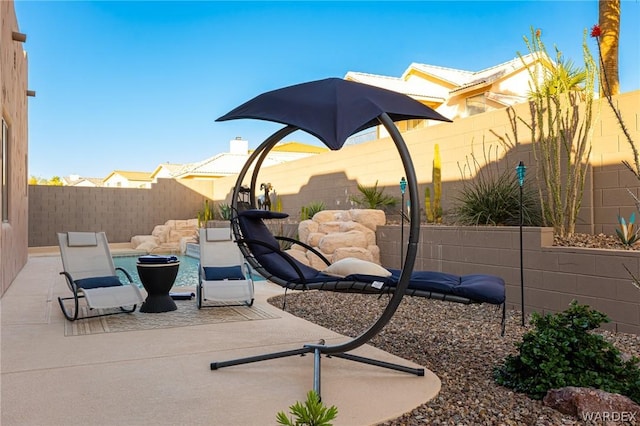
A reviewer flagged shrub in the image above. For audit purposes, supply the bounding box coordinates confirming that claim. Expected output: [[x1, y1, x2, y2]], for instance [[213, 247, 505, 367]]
[[300, 201, 326, 221], [276, 390, 338, 426], [350, 180, 398, 210], [452, 146, 542, 226], [494, 301, 640, 402]]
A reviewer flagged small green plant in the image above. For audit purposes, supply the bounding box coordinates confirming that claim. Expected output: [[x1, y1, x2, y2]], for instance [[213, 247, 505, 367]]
[[196, 199, 215, 227], [452, 144, 541, 226], [425, 144, 442, 223], [350, 180, 398, 210], [300, 201, 326, 221], [218, 203, 232, 220], [494, 301, 640, 402], [615, 213, 639, 246], [276, 390, 338, 426]]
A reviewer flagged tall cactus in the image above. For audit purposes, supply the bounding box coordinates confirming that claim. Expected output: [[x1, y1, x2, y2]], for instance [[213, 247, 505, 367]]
[[425, 144, 442, 223]]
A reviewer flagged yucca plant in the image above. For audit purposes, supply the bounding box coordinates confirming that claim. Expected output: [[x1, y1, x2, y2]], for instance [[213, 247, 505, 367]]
[[350, 180, 398, 210], [276, 390, 338, 426], [616, 213, 639, 246]]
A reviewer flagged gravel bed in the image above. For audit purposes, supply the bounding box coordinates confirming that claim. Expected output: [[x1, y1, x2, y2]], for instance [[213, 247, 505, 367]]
[[268, 292, 640, 425]]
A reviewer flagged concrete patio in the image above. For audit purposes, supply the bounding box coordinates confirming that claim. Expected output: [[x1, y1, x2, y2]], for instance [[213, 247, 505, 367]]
[[1, 252, 440, 426]]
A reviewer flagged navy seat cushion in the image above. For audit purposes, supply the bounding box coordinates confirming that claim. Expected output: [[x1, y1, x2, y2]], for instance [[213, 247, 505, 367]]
[[75, 275, 123, 290], [386, 269, 505, 304], [203, 266, 245, 281], [256, 252, 322, 283]]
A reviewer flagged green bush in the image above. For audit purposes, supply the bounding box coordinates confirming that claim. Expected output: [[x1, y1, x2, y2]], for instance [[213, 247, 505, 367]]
[[494, 301, 640, 402], [300, 201, 326, 221], [276, 390, 338, 426]]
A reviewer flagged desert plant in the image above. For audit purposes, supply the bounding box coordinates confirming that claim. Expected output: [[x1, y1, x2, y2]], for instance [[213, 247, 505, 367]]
[[493, 28, 596, 237], [196, 199, 215, 227], [453, 144, 542, 226], [350, 180, 398, 210], [218, 203, 232, 220], [615, 213, 639, 246], [494, 301, 640, 402], [300, 201, 326, 221], [424, 144, 442, 223], [276, 390, 338, 426]]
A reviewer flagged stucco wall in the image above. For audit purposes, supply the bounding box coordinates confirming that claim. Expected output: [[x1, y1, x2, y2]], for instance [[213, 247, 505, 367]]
[[0, 1, 29, 296], [28, 178, 214, 247]]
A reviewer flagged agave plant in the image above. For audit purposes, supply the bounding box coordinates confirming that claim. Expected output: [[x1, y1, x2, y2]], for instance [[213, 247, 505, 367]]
[[616, 213, 640, 246]]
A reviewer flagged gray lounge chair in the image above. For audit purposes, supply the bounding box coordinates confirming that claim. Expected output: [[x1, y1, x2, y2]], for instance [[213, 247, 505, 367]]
[[57, 231, 143, 321]]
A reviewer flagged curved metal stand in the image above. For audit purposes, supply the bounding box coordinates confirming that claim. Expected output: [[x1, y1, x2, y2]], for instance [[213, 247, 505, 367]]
[[213, 113, 423, 397]]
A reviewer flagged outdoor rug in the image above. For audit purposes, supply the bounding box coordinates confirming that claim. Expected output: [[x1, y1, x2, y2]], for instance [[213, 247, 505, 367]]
[[64, 300, 280, 336]]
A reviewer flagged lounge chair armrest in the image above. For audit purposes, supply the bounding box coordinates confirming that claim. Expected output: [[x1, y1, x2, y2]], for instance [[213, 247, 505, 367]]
[[115, 267, 134, 284], [275, 236, 331, 266], [59, 271, 79, 293]]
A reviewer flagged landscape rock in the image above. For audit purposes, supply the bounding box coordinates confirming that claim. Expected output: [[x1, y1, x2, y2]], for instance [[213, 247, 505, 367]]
[[349, 209, 386, 230], [312, 210, 352, 224], [543, 386, 640, 423], [318, 230, 368, 254], [332, 246, 374, 263]]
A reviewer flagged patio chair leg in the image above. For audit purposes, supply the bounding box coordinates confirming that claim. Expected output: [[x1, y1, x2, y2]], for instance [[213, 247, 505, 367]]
[[329, 352, 425, 376], [210, 347, 311, 370], [313, 347, 321, 399]]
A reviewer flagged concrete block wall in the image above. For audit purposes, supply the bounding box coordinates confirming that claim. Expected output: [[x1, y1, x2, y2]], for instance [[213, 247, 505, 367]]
[[378, 225, 640, 334], [28, 178, 214, 247], [209, 91, 640, 235]]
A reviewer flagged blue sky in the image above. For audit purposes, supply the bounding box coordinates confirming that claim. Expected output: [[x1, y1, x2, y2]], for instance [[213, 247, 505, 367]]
[[15, 0, 640, 180]]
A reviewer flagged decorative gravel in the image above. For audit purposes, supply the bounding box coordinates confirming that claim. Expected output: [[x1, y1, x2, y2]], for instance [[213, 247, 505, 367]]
[[268, 291, 640, 425]]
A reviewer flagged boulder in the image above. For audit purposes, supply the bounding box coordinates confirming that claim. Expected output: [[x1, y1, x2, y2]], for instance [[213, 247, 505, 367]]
[[318, 222, 342, 234], [135, 240, 159, 252], [306, 232, 325, 247], [298, 220, 318, 244], [318, 230, 368, 254], [313, 210, 352, 224], [306, 250, 331, 270], [339, 221, 376, 246], [349, 209, 386, 230], [543, 387, 640, 423], [151, 225, 171, 243], [131, 235, 159, 248], [332, 247, 374, 263]]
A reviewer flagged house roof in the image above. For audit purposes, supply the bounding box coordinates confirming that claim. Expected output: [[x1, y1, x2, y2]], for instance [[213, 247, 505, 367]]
[[270, 142, 328, 154], [344, 71, 446, 103], [173, 141, 325, 179], [150, 163, 185, 179], [346, 52, 548, 103], [103, 170, 153, 182]]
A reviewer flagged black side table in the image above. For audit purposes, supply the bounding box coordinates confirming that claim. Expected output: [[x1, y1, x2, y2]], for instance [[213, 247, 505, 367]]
[[137, 260, 180, 313]]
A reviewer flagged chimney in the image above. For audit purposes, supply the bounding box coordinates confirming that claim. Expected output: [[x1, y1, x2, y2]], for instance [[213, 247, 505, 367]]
[[229, 137, 248, 154]]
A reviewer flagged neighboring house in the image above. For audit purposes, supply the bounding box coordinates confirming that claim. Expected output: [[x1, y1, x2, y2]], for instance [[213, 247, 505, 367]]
[[103, 170, 153, 188], [345, 52, 548, 139], [172, 138, 328, 180], [1, 0, 30, 296], [62, 174, 103, 187], [150, 162, 184, 182]]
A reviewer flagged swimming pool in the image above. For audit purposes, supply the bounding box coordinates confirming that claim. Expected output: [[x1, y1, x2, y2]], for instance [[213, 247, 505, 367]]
[[112, 255, 264, 288], [113, 255, 200, 288]]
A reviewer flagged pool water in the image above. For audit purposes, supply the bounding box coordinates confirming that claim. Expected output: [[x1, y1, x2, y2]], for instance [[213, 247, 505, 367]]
[[113, 255, 200, 288], [112, 255, 263, 288]]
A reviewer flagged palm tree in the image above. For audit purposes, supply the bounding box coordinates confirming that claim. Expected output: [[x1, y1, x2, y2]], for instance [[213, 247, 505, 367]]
[[598, 0, 620, 96]]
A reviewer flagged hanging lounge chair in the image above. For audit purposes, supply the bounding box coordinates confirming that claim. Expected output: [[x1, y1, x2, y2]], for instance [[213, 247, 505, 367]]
[[57, 231, 144, 321], [209, 77, 506, 398], [234, 209, 505, 307], [197, 227, 254, 309]]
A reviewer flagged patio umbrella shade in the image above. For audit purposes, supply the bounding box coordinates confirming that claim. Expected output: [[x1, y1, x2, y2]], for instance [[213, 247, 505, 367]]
[[216, 77, 451, 150]]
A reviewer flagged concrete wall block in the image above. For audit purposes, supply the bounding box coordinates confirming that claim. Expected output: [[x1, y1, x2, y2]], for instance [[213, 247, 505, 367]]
[[541, 271, 577, 293], [556, 252, 596, 275]]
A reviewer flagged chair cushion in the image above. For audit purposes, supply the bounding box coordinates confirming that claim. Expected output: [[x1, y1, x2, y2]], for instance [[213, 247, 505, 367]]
[[323, 258, 392, 278], [75, 275, 123, 290], [203, 266, 245, 281], [239, 210, 289, 220]]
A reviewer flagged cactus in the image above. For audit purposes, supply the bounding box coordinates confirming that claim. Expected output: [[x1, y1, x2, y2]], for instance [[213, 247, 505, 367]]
[[197, 199, 215, 227], [424, 144, 442, 223]]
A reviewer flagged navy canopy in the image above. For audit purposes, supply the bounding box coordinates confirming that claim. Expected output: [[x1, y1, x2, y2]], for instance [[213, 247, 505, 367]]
[[216, 77, 451, 150]]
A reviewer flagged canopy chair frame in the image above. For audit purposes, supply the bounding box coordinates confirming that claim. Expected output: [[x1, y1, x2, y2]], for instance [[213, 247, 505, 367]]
[[211, 114, 426, 397]]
